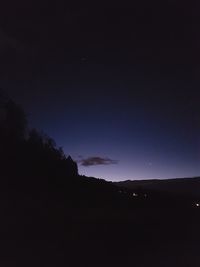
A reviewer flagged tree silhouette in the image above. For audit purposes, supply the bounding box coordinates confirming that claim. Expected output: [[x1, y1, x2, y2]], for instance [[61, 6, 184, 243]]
[[0, 93, 78, 187], [0, 93, 27, 142], [0, 93, 27, 179]]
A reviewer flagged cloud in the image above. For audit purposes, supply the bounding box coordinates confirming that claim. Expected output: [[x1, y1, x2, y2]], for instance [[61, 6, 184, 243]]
[[79, 156, 119, 167]]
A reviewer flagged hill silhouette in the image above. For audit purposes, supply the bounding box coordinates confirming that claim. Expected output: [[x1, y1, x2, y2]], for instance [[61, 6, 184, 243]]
[[115, 177, 200, 198], [1, 93, 200, 266]]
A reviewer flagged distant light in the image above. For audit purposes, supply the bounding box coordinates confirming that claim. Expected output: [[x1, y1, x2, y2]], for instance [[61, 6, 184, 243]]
[[144, 194, 147, 198], [195, 203, 200, 207], [133, 193, 138, 197]]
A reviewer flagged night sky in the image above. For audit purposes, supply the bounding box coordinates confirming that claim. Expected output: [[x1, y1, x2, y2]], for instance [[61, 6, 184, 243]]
[[0, 1, 200, 180]]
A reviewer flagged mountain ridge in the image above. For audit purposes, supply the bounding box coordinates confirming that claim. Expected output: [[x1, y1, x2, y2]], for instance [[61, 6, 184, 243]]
[[114, 176, 200, 198]]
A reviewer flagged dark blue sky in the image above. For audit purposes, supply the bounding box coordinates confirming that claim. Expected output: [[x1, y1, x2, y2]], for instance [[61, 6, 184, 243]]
[[5, 86, 200, 181], [1, 2, 200, 180]]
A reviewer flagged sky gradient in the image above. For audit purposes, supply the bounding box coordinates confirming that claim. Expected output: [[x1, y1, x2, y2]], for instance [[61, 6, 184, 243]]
[[5, 88, 200, 181], [1, 2, 200, 180]]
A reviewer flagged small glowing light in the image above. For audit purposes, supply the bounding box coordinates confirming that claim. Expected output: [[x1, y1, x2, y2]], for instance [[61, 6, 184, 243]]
[[133, 193, 138, 197], [195, 203, 200, 207], [144, 194, 147, 198]]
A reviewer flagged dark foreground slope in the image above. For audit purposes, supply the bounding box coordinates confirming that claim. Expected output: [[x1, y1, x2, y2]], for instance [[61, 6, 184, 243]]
[[1, 174, 200, 267]]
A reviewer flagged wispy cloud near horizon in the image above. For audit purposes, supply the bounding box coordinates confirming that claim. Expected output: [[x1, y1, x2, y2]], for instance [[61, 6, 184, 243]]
[[78, 156, 119, 167]]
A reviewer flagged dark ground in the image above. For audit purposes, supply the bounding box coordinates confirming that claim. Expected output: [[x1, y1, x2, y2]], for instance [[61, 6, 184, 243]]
[[0, 185, 199, 267]]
